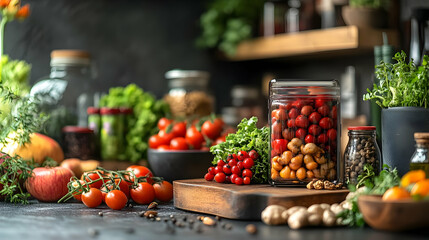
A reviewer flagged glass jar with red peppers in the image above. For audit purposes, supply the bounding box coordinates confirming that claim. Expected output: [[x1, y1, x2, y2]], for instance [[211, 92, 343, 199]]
[[268, 79, 342, 186]]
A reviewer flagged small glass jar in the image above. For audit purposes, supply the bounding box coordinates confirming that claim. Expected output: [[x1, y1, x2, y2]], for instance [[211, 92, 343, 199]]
[[100, 107, 124, 160], [344, 126, 381, 185], [164, 70, 214, 118], [269, 79, 341, 186], [62, 126, 96, 160], [409, 132, 429, 175]]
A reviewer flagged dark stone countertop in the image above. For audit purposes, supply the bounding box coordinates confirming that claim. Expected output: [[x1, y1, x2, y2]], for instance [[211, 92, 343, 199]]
[[0, 201, 428, 240]]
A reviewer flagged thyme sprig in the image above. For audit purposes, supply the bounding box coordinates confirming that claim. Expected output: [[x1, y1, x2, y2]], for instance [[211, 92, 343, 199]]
[[0, 154, 32, 204]]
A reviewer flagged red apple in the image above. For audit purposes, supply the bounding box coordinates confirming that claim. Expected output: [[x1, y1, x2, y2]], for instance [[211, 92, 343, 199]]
[[25, 167, 74, 202]]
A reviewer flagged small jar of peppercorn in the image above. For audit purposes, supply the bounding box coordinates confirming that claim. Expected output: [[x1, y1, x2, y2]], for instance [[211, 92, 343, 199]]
[[344, 126, 381, 184], [268, 79, 341, 186]]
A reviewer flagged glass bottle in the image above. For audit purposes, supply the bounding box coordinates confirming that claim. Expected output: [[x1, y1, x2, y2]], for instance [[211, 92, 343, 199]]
[[30, 50, 96, 143], [409, 132, 429, 175], [344, 126, 381, 185], [164, 70, 214, 118], [269, 79, 341, 186]]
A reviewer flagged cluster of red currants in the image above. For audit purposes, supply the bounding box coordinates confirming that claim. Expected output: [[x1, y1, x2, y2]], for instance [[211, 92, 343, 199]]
[[204, 150, 259, 185]]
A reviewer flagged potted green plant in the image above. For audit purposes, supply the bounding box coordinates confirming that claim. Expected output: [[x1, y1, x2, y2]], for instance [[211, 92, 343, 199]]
[[364, 51, 429, 176], [342, 0, 389, 28]]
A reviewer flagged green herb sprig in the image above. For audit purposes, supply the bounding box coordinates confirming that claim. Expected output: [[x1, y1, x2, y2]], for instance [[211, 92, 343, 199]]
[[0, 154, 32, 204], [210, 117, 269, 183], [363, 51, 429, 108]]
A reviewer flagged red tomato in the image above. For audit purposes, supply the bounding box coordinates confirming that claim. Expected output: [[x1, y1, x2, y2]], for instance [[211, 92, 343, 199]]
[[205, 173, 214, 181], [126, 165, 154, 183], [272, 139, 288, 154], [157, 117, 172, 130], [148, 135, 162, 149], [105, 190, 128, 210], [214, 173, 226, 183], [287, 119, 296, 128], [82, 188, 103, 208], [201, 119, 223, 140], [305, 135, 316, 144], [272, 109, 287, 121], [214, 166, 223, 174], [292, 100, 305, 110], [230, 173, 239, 184], [295, 128, 307, 139], [308, 124, 322, 135], [249, 150, 259, 160], [157, 145, 170, 150], [71, 180, 86, 202], [186, 126, 204, 149], [295, 115, 309, 128], [315, 99, 329, 108], [217, 160, 226, 167], [319, 117, 334, 129], [272, 121, 283, 139], [153, 181, 173, 202], [228, 159, 237, 167], [288, 108, 299, 119], [222, 165, 232, 175], [301, 105, 313, 116], [317, 133, 328, 144], [330, 106, 338, 119], [243, 177, 251, 185], [130, 182, 155, 204], [279, 103, 292, 111], [158, 130, 174, 145], [81, 171, 104, 189], [235, 177, 243, 185], [170, 137, 189, 150], [242, 169, 253, 178], [308, 112, 322, 123], [214, 135, 226, 145], [282, 128, 295, 140], [111, 179, 130, 199], [243, 158, 254, 169], [318, 105, 330, 116], [208, 166, 216, 175], [327, 128, 337, 141], [171, 122, 187, 137]]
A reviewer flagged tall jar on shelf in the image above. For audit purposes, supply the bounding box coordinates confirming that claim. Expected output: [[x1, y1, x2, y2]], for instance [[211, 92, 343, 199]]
[[30, 50, 96, 144]]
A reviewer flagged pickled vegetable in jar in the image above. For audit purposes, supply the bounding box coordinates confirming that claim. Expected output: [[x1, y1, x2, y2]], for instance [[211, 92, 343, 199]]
[[344, 126, 381, 185], [100, 108, 124, 160], [409, 132, 429, 175], [268, 79, 341, 186]]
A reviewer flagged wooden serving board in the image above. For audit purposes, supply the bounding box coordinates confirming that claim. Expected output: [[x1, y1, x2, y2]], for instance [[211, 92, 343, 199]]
[[174, 179, 349, 220]]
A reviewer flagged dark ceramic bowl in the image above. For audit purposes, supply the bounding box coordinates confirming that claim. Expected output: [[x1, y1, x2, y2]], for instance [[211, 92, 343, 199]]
[[147, 149, 214, 182]]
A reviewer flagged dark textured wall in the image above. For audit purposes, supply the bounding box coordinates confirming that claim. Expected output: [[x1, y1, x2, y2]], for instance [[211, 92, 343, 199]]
[[4, 0, 429, 116]]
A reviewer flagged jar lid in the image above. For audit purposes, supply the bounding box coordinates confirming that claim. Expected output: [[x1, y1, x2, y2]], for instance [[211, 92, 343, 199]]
[[87, 107, 100, 115], [50, 50, 91, 66], [165, 70, 209, 80], [62, 126, 94, 133], [348, 126, 376, 131], [120, 107, 133, 115], [414, 132, 429, 140], [100, 107, 121, 115]]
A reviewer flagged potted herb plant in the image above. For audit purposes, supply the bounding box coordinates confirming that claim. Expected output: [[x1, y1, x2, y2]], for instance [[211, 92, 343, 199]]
[[364, 51, 429, 176], [342, 0, 389, 28]]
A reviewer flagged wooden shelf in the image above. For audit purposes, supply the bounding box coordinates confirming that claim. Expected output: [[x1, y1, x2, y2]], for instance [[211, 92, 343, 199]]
[[230, 26, 399, 61]]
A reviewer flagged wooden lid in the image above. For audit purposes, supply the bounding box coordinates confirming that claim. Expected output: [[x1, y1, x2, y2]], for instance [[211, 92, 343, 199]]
[[51, 50, 90, 59]]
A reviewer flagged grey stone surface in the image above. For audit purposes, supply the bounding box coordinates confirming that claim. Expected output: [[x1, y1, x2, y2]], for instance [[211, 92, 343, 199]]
[[0, 201, 428, 240]]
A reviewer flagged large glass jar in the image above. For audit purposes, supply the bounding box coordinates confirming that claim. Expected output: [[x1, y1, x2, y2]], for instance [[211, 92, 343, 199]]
[[344, 126, 381, 185], [30, 50, 96, 143], [409, 132, 429, 175], [163, 70, 214, 118], [269, 79, 341, 186]]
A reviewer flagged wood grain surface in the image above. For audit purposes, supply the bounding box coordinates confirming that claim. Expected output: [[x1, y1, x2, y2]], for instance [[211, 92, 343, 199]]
[[174, 179, 349, 220]]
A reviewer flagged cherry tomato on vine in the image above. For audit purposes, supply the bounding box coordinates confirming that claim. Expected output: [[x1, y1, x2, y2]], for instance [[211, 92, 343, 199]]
[[71, 180, 86, 201], [186, 126, 204, 149], [243, 158, 254, 169], [105, 179, 130, 199], [242, 168, 253, 178], [243, 177, 251, 185], [105, 190, 128, 210], [170, 137, 189, 150], [81, 171, 104, 189], [157, 117, 172, 130], [158, 130, 174, 145], [158, 145, 170, 150], [130, 182, 155, 204], [205, 173, 214, 181], [249, 150, 259, 160], [126, 165, 153, 183], [82, 188, 103, 208], [153, 181, 173, 202], [171, 122, 186, 137]]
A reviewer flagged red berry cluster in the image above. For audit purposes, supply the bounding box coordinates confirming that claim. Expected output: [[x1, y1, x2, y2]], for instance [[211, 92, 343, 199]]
[[204, 150, 259, 185]]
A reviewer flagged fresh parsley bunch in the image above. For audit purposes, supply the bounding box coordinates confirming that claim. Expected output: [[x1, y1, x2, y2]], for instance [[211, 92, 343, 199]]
[[210, 117, 269, 183], [363, 51, 429, 108]]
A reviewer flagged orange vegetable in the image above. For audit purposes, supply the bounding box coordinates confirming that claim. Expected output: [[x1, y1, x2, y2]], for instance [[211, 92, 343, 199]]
[[382, 186, 411, 201], [400, 170, 426, 188], [410, 179, 429, 197]]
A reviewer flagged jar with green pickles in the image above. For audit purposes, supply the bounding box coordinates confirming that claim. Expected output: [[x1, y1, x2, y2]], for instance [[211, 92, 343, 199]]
[[100, 107, 124, 160]]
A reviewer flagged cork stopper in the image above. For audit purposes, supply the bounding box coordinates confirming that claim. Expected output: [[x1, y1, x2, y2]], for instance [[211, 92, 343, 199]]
[[50, 50, 91, 66], [414, 132, 429, 144], [51, 50, 90, 59]]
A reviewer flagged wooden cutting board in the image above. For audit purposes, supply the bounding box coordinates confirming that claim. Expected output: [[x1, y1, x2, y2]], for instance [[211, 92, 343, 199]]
[[174, 179, 349, 220]]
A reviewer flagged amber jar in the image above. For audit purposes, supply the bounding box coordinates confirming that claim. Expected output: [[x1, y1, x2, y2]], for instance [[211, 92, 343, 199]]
[[269, 79, 341, 186]]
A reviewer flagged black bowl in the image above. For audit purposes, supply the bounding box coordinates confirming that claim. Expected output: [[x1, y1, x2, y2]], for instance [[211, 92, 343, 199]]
[[147, 149, 214, 182]]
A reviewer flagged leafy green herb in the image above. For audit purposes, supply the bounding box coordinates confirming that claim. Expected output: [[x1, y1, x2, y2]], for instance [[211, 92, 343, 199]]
[[0, 154, 33, 204], [210, 117, 269, 183], [196, 0, 264, 56], [363, 51, 429, 108], [338, 164, 400, 227], [99, 84, 170, 162], [349, 0, 389, 9]]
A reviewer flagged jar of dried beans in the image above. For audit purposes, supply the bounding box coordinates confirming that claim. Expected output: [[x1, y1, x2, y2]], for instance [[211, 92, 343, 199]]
[[344, 126, 381, 184], [268, 79, 342, 186]]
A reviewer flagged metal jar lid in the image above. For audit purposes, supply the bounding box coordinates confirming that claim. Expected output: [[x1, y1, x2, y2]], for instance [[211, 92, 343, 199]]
[[165, 70, 210, 89]]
